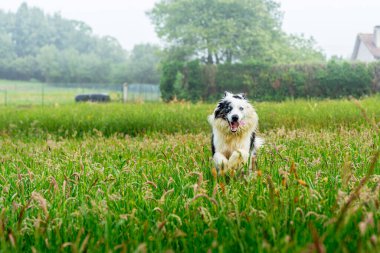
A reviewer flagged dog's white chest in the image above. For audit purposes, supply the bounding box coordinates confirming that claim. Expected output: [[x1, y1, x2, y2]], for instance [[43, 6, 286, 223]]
[[214, 131, 250, 159]]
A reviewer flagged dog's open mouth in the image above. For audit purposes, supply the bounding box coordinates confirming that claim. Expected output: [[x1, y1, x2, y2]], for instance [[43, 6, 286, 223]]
[[229, 121, 240, 132]]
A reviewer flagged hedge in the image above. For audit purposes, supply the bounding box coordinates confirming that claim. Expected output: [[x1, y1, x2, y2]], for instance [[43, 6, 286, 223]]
[[160, 60, 380, 101]]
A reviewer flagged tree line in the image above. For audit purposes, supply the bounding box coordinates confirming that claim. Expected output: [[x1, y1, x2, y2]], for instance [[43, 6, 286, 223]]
[[1, 1, 328, 90], [0, 3, 161, 87], [147, 0, 338, 101]]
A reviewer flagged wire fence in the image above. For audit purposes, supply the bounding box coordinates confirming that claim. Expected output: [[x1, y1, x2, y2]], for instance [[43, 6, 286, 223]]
[[126, 84, 161, 102], [0, 82, 161, 106]]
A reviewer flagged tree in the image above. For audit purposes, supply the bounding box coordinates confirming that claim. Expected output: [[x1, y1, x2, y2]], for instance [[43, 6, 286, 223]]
[[149, 0, 284, 64], [12, 3, 53, 57], [125, 44, 161, 84], [0, 3, 130, 85], [0, 32, 15, 68], [149, 0, 324, 64], [276, 34, 325, 63], [36, 45, 62, 82]]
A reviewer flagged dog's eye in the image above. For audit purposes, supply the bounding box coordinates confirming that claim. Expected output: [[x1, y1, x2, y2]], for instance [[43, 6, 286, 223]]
[[239, 107, 244, 111]]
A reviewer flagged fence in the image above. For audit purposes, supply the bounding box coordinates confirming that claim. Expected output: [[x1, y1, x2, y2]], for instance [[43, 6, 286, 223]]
[[124, 83, 161, 102], [0, 81, 161, 106], [0, 81, 121, 106]]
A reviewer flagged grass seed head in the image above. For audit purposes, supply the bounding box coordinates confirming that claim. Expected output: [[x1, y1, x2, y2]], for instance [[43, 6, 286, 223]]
[[297, 179, 308, 187], [211, 168, 217, 179], [31, 192, 48, 217]]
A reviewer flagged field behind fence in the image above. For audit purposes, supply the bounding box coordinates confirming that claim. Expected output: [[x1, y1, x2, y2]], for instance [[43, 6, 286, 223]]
[[0, 80, 161, 105], [126, 83, 161, 102]]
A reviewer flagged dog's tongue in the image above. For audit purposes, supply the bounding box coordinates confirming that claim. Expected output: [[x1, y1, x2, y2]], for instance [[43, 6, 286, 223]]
[[230, 121, 239, 132]]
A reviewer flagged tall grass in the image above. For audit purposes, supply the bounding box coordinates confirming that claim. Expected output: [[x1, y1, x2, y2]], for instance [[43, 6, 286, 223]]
[[0, 96, 379, 252], [0, 95, 379, 137], [0, 130, 379, 252]]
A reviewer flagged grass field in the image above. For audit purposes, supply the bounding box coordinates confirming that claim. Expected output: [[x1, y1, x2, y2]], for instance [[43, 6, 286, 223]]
[[0, 79, 161, 105], [0, 79, 122, 105], [0, 96, 379, 252]]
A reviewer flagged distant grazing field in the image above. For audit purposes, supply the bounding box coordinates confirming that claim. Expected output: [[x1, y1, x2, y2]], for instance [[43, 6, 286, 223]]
[[0, 79, 121, 105], [0, 95, 379, 252]]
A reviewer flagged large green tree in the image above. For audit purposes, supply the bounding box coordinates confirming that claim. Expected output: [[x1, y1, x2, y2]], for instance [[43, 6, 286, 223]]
[[149, 0, 324, 64], [149, 0, 283, 63]]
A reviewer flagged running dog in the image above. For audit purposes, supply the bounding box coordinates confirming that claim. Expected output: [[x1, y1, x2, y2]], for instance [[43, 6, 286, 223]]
[[208, 92, 264, 174]]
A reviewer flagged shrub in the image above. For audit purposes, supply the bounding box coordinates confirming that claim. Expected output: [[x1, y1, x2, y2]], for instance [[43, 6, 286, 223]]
[[160, 61, 183, 101], [369, 61, 380, 92], [160, 61, 376, 101]]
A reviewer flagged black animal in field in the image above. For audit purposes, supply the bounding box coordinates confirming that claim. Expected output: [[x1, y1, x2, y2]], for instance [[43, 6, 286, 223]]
[[75, 94, 111, 103]]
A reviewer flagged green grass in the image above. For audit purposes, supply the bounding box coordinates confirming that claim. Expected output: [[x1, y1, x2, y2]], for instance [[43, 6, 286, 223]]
[[0, 95, 379, 137], [0, 79, 121, 105], [0, 96, 379, 252]]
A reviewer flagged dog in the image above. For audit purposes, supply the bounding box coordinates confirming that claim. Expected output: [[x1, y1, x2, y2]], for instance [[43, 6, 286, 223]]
[[208, 92, 264, 174]]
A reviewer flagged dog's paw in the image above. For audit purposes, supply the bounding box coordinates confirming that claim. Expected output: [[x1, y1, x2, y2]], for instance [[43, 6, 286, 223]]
[[213, 152, 229, 172], [228, 149, 249, 171]]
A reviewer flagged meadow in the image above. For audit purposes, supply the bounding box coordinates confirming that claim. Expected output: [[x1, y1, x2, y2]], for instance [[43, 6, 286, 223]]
[[0, 79, 121, 106], [0, 96, 379, 252]]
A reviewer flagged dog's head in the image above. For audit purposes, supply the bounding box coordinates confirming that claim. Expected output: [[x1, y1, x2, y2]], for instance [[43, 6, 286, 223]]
[[208, 91, 258, 134]]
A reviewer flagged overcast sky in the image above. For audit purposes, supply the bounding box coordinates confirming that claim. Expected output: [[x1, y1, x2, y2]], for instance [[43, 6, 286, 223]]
[[0, 0, 379, 58]]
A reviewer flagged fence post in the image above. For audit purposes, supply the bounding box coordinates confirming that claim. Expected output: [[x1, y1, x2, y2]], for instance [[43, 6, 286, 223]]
[[123, 83, 128, 103]]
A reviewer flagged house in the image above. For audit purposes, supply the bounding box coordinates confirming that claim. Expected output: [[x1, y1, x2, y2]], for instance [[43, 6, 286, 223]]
[[351, 26, 380, 62]]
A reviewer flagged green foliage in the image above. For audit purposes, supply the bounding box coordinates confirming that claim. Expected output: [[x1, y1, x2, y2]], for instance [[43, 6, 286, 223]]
[[0, 4, 161, 86], [314, 61, 372, 98], [184, 60, 204, 102], [149, 0, 279, 64], [125, 44, 161, 84], [161, 60, 205, 102], [160, 61, 375, 101], [173, 71, 186, 99], [282, 34, 325, 63], [369, 61, 380, 92], [0, 33, 15, 62], [149, 0, 324, 64], [215, 63, 270, 95], [160, 61, 183, 101]]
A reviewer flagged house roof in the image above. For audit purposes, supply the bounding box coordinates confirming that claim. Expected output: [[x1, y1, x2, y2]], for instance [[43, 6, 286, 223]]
[[352, 33, 380, 60]]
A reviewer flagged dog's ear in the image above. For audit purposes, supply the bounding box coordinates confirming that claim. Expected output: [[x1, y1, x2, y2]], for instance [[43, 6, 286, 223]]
[[224, 91, 232, 97], [239, 93, 247, 99]]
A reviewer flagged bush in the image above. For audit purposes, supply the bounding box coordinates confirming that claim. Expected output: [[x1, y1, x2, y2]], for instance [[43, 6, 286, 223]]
[[185, 60, 203, 102], [160, 61, 183, 101], [315, 61, 372, 98], [369, 61, 380, 92], [161, 60, 204, 102], [160, 61, 376, 101]]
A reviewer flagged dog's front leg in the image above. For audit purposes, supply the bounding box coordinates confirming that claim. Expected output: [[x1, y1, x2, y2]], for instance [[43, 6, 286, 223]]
[[213, 152, 229, 172], [228, 149, 249, 171]]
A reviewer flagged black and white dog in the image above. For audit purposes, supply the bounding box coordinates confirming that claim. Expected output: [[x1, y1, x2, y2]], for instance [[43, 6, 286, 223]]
[[208, 92, 264, 173]]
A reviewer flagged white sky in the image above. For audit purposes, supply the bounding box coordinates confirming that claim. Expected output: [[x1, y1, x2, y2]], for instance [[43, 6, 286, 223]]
[[0, 0, 379, 58]]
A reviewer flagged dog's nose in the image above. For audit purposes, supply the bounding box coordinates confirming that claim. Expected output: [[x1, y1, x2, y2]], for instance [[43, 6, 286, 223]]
[[231, 114, 239, 122]]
